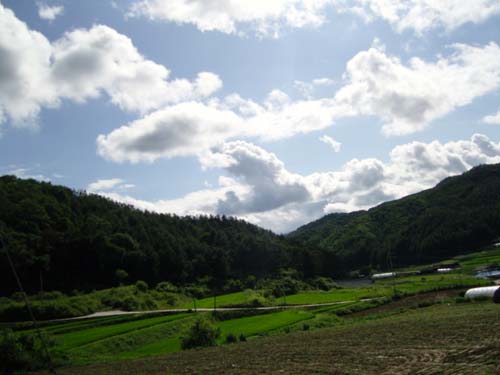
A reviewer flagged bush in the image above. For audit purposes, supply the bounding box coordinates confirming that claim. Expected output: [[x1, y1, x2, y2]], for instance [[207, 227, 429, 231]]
[[34, 291, 64, 300], [225, 333, 238, 344], [302, 323, 310, 331], [239, 333, 247, 342], [0, 329, 64, 373], [223, 279, 244, 293], [135, 280, 148, 293], [155, 281, 178, 293], [308, 277, 339, 291], [181, 318, 220, 350], [115, 269, 128, 285], [183, 285, 211, 299], [120, 296, 142, 311]]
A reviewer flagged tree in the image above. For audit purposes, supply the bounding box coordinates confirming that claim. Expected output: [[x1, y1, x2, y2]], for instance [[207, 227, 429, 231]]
[[181, 318, 220, 350]]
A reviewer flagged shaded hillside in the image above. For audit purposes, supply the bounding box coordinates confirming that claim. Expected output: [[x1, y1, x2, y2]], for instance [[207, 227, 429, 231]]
[[0, 176, 306, 296], [2, 164, 500, 296], [289, 164, 500, 273]]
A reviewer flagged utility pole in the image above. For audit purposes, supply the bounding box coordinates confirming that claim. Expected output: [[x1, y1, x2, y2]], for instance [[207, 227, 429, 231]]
[[0, 237, 58, 375], [387, 249, 397, 297]]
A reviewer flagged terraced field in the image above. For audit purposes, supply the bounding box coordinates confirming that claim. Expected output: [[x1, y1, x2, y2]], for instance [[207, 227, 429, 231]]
[[37, 301, 500, 375], [21, 247, 500, 373]]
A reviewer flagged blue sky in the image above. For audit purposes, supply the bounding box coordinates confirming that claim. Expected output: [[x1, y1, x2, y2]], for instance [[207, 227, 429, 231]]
[[1, 0, 500, 232]]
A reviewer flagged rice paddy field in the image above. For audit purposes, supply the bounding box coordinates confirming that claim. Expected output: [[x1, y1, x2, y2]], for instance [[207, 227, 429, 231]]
[[17, 247, 500, 374]]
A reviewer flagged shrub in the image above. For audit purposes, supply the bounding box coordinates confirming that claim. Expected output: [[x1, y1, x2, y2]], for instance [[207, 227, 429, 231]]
[[135, 280, 148, 293], [223, 279, 244, 293], [0, 329, 64, 373], [302, 323, 310, 331], [181, 318, 220, 350], [120, 296, 142, 311], [34, 291, 64, 300], [308, 277, 339, 291], [225, 333, 238, 344], [155, 281, 178, 293], [239, 333, 247, 342], [115, 269, 128, 285], [183, 285, 211, 299]]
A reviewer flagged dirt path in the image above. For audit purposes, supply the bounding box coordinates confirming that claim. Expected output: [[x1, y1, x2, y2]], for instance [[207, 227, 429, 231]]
[[26, 298, 369, 324]]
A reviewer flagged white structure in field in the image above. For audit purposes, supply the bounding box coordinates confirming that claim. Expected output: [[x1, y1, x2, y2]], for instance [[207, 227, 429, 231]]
[[371, 272, 396, 280], [437, 268, 452, 273], [465, 286, 500, 303]]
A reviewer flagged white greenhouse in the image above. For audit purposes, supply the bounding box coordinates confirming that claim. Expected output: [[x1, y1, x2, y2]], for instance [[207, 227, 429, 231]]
[[371, 272, 396, 280], [465, 286, 500, 303]]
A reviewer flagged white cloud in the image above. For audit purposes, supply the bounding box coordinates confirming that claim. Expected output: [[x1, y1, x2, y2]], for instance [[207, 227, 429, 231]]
[[335, 0, 500, 34], [37, 3, 64, 21], [97, 102, 244, 163], [94, 134, 500, 232], [3, 167, 50, 182], [87, 178, 135, 193], [212, 141, 311, 215], [319, 134, 341, 152], [127, 0, 500, 37], [128, 0, 332, 37], [294, 77, 336, 98], [0, 3, 221, 127], [97, 41, 500, 164], [335, 42, 500, 135], [312, 78, 335, 86], [483, 109, 500, 125]]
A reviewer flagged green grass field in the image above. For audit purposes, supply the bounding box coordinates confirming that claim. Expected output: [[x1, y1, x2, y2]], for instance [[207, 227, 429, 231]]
[[37, 298, 500, 375], [16, 246, 500, 372], [179, 290, 259, 309]]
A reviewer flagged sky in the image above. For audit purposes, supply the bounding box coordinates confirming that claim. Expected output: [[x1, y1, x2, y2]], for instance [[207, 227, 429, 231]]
[[1, 0, 500, 233]]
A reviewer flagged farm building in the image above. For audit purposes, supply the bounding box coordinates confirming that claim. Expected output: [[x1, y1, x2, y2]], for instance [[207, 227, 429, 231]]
[[465, 286, 500, 303]]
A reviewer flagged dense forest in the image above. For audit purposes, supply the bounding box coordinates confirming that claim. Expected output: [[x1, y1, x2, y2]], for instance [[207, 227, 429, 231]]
[[1, 163, 500, 296], [0, 176, 325, 296], [290, 163, 500, 272]]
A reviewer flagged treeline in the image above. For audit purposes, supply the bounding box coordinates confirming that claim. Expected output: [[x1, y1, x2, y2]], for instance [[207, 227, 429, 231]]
[[0, 176, 337, 296], [290, 163, 500, 273], [2, 164, 500, 296]]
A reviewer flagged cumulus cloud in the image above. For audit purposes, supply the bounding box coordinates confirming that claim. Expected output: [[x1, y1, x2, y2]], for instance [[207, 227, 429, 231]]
[[128, 0, 332, 37], [97, 102, 244, 163], [93, 134, 500, 232], [87, 178, 135, 193], [37, 3, 64, 21], [294, 77, 336, 98], [97, 41, 500, 164], [128, 0, 500, 37], [319, 135, 341, 152], [212, 141, 311, 215], [335, 42, 500, 135], [335, 0, 500, 34], [2, 167, 50, 182], [483, 109, 500, 125], [0, 3, 221, 127]]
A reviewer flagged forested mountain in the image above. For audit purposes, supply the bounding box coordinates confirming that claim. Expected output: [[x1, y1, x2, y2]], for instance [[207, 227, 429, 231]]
[[289, 163, 500, 273], [1, 163, 500, 296], [0, 176, 310, 296]]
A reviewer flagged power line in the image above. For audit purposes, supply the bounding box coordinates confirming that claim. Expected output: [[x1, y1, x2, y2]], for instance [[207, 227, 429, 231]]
[[0, 237, 58, 375]]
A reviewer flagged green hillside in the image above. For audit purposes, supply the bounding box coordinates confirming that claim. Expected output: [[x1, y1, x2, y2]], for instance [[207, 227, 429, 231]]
[[289, 163, 500, 273], [0, 175, 301, 296], [2, 163, 500, 297]]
